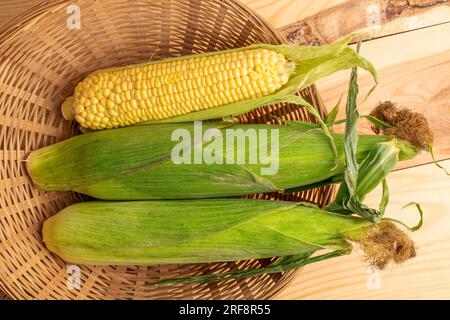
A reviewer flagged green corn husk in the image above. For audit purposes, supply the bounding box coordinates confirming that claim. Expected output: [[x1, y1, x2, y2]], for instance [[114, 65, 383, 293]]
[[26, 123, 419, 200], [42, 199, 415, 270]]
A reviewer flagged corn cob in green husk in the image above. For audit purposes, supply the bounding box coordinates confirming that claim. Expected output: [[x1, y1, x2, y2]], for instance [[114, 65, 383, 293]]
[[43, 199, 416, 284], [26, 122, 419, 200], [62, 36, 377, 130]]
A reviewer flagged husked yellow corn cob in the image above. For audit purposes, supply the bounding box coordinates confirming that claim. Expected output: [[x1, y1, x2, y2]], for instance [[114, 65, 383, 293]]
[[65, 49, 293, 130], [62, 37, 379, 130]]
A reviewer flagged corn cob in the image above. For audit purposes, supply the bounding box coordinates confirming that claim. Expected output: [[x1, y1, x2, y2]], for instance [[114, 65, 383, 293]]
[[26, 123, 419, 200], [62, 36, 377, 130], [42, 199, 416, 281], [66, 49, 292, 129]]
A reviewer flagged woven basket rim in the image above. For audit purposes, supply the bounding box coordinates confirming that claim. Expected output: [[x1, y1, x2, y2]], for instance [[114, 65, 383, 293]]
[[0, 0, 288, 45], [0, 0, 55, 38], [0, 0, 329, 300]]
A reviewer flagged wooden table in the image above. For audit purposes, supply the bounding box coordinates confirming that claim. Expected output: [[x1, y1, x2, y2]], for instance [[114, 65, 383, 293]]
[[245, 0, 450, 300], [0, 0, 449, 300]]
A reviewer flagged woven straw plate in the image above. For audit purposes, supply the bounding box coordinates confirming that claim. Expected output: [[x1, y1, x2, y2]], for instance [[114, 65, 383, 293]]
[[0, 0, 334, 300]]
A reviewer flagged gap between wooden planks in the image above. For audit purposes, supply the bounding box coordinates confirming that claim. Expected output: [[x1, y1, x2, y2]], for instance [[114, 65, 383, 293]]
[[274, 160, 450, 300]]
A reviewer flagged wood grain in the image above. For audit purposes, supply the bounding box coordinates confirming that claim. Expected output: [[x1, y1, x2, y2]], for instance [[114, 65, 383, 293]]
[[316, 22, 450, 168], [275, 160, 450, 299], [278, 0, 449, 45], [242, 0, 346, 29]]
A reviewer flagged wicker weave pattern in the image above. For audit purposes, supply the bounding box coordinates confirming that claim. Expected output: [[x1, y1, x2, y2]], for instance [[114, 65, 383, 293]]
[[0, 0, 333, 300]]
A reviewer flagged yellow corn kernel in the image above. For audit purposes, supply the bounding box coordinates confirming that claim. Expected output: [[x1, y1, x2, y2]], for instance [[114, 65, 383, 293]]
[[67, 48, 294, 129]]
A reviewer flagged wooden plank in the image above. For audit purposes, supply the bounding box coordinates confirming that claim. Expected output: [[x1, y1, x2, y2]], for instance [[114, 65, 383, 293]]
[[242, 0, 346, 29], [280, 0, 450, 45], [315, 23, 450, 168], [0, 0, 41, 27], [275, 160, 450, 299]]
